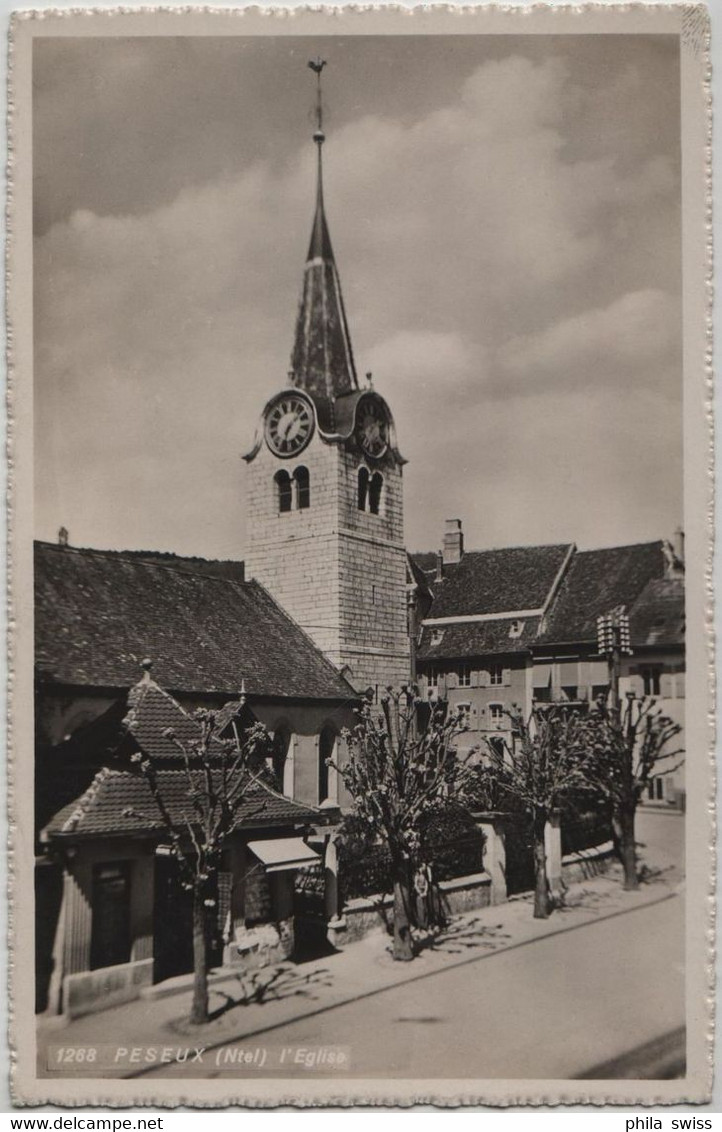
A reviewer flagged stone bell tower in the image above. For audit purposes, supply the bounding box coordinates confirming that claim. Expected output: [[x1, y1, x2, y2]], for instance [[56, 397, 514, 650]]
[[244, 59, 410, 694]]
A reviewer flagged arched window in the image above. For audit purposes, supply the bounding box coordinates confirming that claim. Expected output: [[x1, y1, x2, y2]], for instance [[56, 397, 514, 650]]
[[318, 725, 336, 804], [358, 466, 369, 511], [274, 469, 292, 513], [270, 726, 291, 794], [294, 466, 310, 510], [369, 472, 383, 515]]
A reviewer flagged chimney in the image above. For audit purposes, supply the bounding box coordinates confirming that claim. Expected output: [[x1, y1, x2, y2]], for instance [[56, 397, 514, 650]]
[[57, 526, 69, 548], [442, 518, 464, 566]]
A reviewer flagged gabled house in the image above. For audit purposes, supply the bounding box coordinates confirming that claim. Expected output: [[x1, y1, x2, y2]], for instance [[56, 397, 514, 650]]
[[413, 523, 685, 806], [39, 669, 334, 1016]]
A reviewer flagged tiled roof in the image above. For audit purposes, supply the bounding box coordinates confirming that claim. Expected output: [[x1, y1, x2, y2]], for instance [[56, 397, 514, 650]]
[[290, 145, 358, 412], [43, 768, 320, 839], [35, 542, 356, 701], [95, 549, 246, 583], [124, 678, 209, 760], [629, 576, 685, 648], [410, 552, 439, 584], [538, 541, 667, 645], [418, 616, 541, 660], [424, 545, 572, 619]]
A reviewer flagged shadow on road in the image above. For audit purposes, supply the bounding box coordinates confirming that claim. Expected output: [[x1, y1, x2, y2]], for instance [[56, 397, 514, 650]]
[[576, 1027, 686, 1079], [168, 963, 334, 1034]]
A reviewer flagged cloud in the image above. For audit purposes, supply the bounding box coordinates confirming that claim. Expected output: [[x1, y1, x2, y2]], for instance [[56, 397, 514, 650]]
[[495, 289, 681, 398], [33, 46, 682, 558]]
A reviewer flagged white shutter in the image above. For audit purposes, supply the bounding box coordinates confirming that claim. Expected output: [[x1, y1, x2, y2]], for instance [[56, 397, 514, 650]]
[[502, 667, 512, 687], [660, 673, 674, 699]]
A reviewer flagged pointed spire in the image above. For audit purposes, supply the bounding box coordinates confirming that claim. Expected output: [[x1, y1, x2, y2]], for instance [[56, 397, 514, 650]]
[[290, 59, 358, 416]]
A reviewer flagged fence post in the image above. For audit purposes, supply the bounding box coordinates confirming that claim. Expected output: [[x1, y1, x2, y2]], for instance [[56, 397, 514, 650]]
[[475, 813, 507, 906], [545, 809, 564, 903]]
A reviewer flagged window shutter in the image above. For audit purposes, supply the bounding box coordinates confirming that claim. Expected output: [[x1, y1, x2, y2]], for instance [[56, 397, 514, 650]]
[[438, 675, 447, 699], [660, 673, 674, 699], [479, 669, 490, 687], [676, 672, 686, 699], [447, 672, 459, 690], [502, 667, 511, 687], [628, 674, 645, 697], [471, 670, 480, 688]]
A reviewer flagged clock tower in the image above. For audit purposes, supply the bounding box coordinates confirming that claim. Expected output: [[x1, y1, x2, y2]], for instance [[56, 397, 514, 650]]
[[244, 61, 410, 693]]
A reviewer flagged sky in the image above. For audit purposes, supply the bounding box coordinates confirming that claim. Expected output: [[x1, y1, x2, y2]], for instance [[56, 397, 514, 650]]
[[33, 33, 683, 558]]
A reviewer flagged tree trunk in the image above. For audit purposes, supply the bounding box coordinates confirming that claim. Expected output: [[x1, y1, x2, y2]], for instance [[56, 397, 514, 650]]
[[392, 870, 414, 961], [532, 813, 552, 919], [190, 884, 209, 1025], [618, 802, 639, 891]]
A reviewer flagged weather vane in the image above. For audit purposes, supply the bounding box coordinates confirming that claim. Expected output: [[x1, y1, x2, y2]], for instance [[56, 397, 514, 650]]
[[308, 56, 327, 140]]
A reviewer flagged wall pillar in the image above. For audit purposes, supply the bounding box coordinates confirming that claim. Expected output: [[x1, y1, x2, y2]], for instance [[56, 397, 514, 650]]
[[545, 810, 564, 902], [476, 815, 507, 905], [324, 834, 340, 921], [324, 831, 347, 948], [283, 735, 297, 798]]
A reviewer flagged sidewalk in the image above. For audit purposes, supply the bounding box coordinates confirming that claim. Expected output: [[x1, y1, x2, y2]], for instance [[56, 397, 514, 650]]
[[37, 848, 683, 1080]]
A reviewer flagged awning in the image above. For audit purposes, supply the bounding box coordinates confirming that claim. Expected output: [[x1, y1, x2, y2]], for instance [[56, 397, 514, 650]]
[[247, 837, 321, 873]]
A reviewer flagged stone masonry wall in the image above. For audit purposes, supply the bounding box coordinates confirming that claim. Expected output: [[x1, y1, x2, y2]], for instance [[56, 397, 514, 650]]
[[245, 428, 410, 693], [245, 431, 343, 662]]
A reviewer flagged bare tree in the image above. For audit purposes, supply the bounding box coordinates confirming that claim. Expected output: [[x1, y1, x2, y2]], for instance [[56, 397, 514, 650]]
[[131, 709, 272, 1024], [334, 688, 475, 961], [483, 705, 597, 919], [586, 693, 684, 890]]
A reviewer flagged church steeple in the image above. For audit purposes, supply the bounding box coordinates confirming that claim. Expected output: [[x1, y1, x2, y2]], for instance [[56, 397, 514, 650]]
[[290, 59, 358, 417]]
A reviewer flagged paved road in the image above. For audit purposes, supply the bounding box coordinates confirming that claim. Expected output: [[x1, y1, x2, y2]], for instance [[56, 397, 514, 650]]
[[142, 889, 684, 1081], [635, 806, 684, 872]]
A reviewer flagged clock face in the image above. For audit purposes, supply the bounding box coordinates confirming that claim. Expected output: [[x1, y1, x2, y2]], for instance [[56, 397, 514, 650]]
[[357, 399, 389, 459], [265, 396, 314, 457]]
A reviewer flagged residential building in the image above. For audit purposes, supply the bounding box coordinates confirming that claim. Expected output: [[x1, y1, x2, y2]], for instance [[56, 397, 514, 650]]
[[414, 522, 685, 805]]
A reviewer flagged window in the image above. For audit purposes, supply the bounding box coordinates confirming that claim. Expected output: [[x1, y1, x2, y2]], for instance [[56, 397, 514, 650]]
[[369, 472, 383, 515], [489, 703, 505, 728], [318, 726, 336, 804], [641, 667, 661, 696], [561, 686, 578, 702], [457, 702, 472, 729], [647, 778, 665, 801], [508, 619, 525, 639], [490, 664, 504, 686], [458, 664, 471, 687], [430, 629, 445, 647], [592, 684, 609, 704], [358, 467, 369, 511], [294, 466, 310, 510], [426, 665, 440, 699], [274, 470, 292, 513]]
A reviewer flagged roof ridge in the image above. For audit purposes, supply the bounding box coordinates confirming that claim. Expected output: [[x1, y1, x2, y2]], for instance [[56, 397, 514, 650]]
[[58, 767, 117, 834], [35, 540, 249, 589], [572, 539, 663, 555]]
